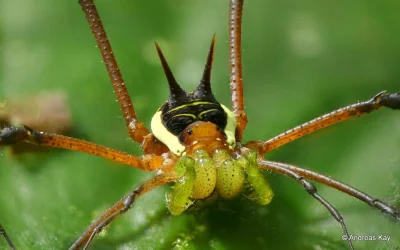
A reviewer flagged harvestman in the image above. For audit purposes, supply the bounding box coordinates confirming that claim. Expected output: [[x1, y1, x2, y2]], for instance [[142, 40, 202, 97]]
[[1, 0, 400, 249]]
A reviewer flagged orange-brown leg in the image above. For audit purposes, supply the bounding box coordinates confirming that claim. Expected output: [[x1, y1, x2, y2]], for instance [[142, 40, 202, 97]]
[[0, 224, 15, 250], [69, 173, 177, 250], [229, 0, 247, 141], [260, 160, 400, 221], [258, 160, 354, 249], [246, 91, 400, 154], [0, 126, 165, 172], [78, 0, 150, 146]]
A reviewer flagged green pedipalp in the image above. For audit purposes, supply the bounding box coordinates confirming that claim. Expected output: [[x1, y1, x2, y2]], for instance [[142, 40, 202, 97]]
[[242, 151, 274, 205], [167, 157, 196, 215], [191, 149, 217, 199]]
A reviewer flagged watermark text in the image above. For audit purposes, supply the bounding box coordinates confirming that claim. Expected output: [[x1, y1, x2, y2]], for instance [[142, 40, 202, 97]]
[[342, 234, 390, 241]]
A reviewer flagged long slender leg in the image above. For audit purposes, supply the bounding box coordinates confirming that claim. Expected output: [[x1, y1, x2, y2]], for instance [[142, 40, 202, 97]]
[[69, 174, 177, 250], [0, 126, 165, 171], [78, 0, 150, 145], [246, 91, 400, 154], [0, 224, 15, 250], [263, 160, 400, 221], [229, 0, 247, 141], [258, 160, 354, 250]]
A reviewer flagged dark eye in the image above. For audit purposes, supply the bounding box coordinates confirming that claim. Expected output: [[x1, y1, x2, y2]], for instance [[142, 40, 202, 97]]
[[199, 109, 227, 130], [166, 115, 195, 135]]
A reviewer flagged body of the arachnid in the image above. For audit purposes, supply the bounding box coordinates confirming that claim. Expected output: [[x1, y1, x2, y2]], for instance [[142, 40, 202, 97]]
[[1, 0, 400, 250]]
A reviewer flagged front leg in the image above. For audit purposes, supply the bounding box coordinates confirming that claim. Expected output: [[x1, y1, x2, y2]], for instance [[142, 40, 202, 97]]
[[78, 0, 151, 146]]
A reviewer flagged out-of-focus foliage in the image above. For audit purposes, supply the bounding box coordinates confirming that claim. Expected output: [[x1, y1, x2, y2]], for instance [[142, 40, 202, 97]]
[[1, 0, 399, 249]]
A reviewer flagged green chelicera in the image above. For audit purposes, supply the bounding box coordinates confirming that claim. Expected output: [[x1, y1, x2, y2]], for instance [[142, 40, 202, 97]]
[[167, 149, 273, 216]]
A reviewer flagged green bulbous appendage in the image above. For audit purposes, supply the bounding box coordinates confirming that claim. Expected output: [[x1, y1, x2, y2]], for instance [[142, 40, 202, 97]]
[[242, 150, 274, 205], [167, 157, 196, 215], [167, 149, 273, 215], [213, 149, 246, 199], [215, 159, 246, 199], [191, 149, 217, 199]]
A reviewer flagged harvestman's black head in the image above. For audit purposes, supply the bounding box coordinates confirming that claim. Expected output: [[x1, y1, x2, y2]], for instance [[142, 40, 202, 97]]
[[155, 35, 228, 136]]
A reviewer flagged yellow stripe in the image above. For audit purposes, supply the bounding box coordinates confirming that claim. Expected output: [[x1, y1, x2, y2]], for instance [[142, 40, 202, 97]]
[[165, 101, 216, 114], [171, 113, 197, 119], [198, 109, 219, 119]]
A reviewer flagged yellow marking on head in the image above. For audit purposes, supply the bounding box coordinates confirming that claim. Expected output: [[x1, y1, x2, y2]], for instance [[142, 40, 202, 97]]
[[151, 110, 185, 155], [198, 109, 219, 119], [171, 113, 197, 119], [151, 103, 237, 155], [165, 101, 215, 114], [221, 104, 236, 149]]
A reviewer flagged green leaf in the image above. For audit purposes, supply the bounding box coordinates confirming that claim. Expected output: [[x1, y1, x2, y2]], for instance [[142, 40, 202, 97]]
[[1, 0, 399, 249]]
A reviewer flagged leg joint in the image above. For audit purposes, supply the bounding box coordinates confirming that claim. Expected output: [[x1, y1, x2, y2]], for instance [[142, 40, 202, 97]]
[[299, 177, 317, 194]]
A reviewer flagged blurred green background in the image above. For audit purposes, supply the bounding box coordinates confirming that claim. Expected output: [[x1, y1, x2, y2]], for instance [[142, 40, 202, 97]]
[[1, 0, 400, 249]]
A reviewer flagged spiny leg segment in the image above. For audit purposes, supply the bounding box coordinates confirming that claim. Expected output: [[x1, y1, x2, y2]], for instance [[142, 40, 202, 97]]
[[246, 91, 400, 154], [78, 0, 150, 145], [0, 224, 15, 250], [264, 160, 400, 221], [69, 174, 177, 250], [229, 0, 247, 140], [258, 160, 354, 250], [0, 126, 164, 172]]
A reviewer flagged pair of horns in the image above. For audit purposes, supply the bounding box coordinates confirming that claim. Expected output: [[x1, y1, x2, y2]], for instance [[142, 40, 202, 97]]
[[155, 34, 216, 104]]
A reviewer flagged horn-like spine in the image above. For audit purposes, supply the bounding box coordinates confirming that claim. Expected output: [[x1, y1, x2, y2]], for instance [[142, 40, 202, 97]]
[[154, 42, 187, 105], [195, 34, 216, 99]]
